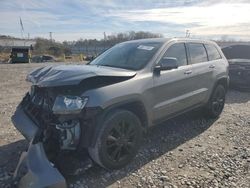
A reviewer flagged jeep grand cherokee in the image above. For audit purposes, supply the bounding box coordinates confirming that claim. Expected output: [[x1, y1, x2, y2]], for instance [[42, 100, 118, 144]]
[[12, 38, 229, 187]]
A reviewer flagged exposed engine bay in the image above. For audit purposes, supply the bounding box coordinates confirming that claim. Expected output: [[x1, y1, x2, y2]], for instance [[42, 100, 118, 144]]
[[55, 120, 81, 150], [24, 86, 82, 153]]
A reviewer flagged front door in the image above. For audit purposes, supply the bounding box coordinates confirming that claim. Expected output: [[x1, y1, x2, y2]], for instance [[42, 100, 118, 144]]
[[152, 43, 197, 122]]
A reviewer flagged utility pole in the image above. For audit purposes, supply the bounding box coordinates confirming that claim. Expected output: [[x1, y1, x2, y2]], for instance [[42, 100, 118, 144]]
[[103, 32, 107, 41], [103, 32, 107, 50], [49, 32, 53, 42], [185, 30, 191, 38]]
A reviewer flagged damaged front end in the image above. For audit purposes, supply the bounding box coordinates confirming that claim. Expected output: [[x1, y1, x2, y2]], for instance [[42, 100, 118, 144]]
[[12, 103, 67, 187], [11, 64, 136, 187], [12, 86, 88, 188]]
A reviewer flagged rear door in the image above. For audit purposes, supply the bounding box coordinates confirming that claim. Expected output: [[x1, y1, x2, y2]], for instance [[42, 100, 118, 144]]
[[152, 42, 197, 122], [186, 43, 213, 104], [204, 43, 225, 96]]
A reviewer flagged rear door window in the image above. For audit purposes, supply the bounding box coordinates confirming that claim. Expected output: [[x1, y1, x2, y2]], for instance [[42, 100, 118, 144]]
[[162, 43, 188, 66], [188, 43, 208, 64], [205, 44, 222, 61]]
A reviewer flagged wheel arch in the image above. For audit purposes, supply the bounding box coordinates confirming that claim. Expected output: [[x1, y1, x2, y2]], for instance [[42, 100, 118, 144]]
[[204, 76, 228, 106], [102, 99, 149, 129], [89, 100, 149, 147], [214, 76, 229, 92]]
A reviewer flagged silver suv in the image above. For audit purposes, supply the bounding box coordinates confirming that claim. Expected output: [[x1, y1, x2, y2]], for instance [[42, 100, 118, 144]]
[[12, 38, 229, 187]]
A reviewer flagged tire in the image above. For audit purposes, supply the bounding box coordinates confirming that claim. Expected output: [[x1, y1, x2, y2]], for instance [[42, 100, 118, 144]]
[[88, 109, 143, 169], [205, 84, 226, 118]]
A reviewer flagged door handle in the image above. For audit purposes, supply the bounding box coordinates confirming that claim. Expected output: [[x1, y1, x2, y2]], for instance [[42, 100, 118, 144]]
[[209, 65, 215, 69], [184, 70, 192, 74]]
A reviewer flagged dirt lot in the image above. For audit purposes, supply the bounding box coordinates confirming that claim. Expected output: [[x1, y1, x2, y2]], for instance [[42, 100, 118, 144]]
[[0, 63, 249, 188]]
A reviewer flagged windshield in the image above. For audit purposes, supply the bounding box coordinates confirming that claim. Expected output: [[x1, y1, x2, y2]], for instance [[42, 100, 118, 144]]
[[90, 41, 164, 70]]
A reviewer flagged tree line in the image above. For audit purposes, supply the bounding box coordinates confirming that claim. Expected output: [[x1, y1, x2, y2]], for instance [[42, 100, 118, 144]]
[[34, 31, 163, 57]]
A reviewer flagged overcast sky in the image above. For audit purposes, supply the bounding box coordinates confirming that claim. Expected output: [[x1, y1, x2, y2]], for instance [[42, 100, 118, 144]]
[[1, 0, 250, 41]]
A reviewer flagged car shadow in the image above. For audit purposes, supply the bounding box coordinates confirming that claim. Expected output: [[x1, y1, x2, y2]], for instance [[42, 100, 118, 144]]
[[67, 109, 216, 187]]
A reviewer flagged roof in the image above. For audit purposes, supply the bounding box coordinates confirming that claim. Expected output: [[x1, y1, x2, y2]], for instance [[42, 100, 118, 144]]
[[122, 37, 216, 44], [0, 38, 36, 47], [123, 38, 169, 44], [12, 46, 31, 50]]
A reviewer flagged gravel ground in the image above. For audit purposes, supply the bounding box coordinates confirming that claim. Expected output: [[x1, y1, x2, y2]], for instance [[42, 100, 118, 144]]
[[0, 63, 249, 188]]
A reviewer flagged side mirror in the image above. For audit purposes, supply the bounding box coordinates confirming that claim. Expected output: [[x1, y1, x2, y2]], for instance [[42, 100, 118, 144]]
[[155, 57, 178, 72]]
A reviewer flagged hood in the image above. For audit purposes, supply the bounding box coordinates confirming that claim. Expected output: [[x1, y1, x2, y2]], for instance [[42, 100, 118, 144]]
[[26, 64, 136, 87]]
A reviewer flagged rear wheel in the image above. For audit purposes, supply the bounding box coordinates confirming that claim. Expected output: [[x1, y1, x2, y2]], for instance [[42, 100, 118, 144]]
[[88, 109, 143, 169], [205, 84, 226, 118]]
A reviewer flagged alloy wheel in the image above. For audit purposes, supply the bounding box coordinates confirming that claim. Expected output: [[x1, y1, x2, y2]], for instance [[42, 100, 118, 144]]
[[105, 120, 137, 162]]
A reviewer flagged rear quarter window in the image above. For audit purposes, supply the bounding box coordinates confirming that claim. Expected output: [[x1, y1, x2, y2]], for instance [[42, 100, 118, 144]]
[[188, 43, 208, 64], [205, 44, 222, 61]]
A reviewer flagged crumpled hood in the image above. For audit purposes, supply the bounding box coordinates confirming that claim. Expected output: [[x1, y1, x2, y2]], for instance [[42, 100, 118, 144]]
[[26, 64, 136, 87]]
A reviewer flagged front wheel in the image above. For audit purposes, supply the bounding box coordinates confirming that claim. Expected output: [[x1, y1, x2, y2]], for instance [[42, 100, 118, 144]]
[[88, 109, 143, 169], [205, 84, 226, 118]]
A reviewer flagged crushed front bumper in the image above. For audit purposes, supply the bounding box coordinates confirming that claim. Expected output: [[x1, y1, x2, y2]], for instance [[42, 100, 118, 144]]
[[12, 105, 38, 141], [12, 105, 67, 188], [13, 142, 66, 188]]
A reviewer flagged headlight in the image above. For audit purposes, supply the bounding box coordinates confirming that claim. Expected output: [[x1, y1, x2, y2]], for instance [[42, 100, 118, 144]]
[[52, 95, 88, 114]]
